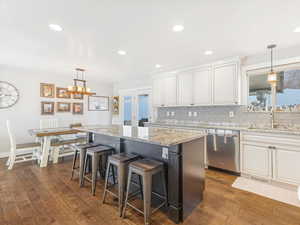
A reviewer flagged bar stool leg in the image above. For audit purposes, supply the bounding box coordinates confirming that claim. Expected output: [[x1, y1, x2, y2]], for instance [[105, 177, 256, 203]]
[[161, 169, 167, 207], [79, 148, 88, 187], [122, 168, 133, 218], [143, 173, 152, 225], [70, 150, 78, 180], [102, 161, 111, 203], [91, 153, 100, 196], [117, 164, 126, 216], [138, 175, 143, 200], [82, 154, 89, 187]]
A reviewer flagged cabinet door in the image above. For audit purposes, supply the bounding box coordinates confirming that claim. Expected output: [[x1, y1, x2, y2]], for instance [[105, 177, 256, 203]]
[[274, 148, 300, 185], [213, 63, 238, 105], [177, 72, 193, 105], [193, 68, 212, 105], [152, 78, 164, 106], [164, 76, 177, 106], [242, 144, 272, 179]]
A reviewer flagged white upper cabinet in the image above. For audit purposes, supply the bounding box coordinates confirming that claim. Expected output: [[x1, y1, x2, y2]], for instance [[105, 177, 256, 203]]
[[152, 78, 164, 107], [177, 72, 194, 105], [193, 67, 212, 105], [164, 76, 177, 106], [213, 62, 239, 105], [152, 58, 240, 107], [152, 75, 177, 107]]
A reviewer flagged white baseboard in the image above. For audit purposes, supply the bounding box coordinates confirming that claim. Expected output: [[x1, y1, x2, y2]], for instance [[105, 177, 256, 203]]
[[0, 149, 35, 159], [0, 152, 9, 159]]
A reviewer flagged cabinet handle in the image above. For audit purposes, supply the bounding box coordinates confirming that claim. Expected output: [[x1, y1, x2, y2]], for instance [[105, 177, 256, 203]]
[[268, 146, 276, 149]]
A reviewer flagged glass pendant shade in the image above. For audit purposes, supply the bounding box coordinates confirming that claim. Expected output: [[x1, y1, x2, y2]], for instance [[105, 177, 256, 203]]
[[268, 71, 277, 84]]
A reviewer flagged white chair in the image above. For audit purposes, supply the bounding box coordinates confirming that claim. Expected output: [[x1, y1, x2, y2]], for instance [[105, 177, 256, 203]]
[[40, 119, 58, 129], [6, 120, 41, 170]]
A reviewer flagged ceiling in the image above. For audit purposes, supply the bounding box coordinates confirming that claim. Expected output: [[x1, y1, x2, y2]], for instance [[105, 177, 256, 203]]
[[1, 0, 300, 83]]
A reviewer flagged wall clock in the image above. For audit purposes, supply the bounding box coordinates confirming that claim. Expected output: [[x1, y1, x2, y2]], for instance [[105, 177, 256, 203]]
[[0, 81, 20, 109]]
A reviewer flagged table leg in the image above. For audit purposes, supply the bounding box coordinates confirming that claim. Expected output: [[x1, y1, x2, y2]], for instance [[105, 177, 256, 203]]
[[52, 147, 59, 164], [40, 136, 51, 167]]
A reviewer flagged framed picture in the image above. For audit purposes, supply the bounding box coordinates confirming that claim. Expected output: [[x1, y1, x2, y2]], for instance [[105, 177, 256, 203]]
[[57, 102, 71, 112], [56, 87, 71, 99], [40, 83, 55, 98], [88, 96, 109, 111], [41, 102, 55, 115], [73, 93, 83, 100], [73, 103, 83, 115], [112, 96, 119, 115]]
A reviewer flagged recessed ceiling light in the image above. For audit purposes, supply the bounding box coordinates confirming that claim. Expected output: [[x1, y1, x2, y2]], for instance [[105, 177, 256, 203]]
[[204, 50, 213, 55], [294, 27, 300, 33], [172, 25, 184, 32], [155, 64, 162, 68], [117, 50, 126, 55], [48, 24, 63, 32]]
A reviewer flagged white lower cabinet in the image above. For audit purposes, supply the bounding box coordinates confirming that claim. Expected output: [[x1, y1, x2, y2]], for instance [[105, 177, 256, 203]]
[[242, 144, 272, 179], [241, 131, 300, 185], [273, 148, 300, 185]]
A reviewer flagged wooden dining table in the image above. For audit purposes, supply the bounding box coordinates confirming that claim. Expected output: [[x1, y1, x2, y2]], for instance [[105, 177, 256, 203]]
[[28, 128, 82, 167]]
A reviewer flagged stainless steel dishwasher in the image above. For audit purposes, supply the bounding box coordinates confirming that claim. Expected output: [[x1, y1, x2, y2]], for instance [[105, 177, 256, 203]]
[[207, 129, 240, 173]]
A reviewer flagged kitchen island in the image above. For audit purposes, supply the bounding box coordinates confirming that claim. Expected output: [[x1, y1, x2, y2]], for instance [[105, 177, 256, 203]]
[[77, 125, 206, 223]]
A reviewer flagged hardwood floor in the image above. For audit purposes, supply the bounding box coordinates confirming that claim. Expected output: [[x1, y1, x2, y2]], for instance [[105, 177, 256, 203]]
[[0, 159, 300, 225]]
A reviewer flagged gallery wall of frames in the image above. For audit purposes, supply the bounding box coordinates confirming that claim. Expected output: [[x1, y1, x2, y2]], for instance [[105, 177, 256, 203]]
[[40, 83, 84, 115], [40, 83, 110, 115]]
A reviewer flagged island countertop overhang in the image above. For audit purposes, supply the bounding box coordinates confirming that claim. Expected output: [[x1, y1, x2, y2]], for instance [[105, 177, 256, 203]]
[[76, 125, 206, 147]]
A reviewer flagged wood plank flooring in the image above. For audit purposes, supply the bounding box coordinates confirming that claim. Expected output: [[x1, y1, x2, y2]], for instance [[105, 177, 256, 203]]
[[0, 159, 300, 225]]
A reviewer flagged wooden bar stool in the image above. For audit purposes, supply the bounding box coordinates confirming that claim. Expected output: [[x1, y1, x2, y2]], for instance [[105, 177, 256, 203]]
[[82, 146, 114, 195], [102, 153, 141, 216], [70, 143, 102, 183], [122, 159, 167, 225]]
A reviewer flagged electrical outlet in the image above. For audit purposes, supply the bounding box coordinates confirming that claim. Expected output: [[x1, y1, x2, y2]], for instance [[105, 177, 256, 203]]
[[188, 111, 192, 117], [193, 111, 198, 117], [166, 111, 170, 117], [229, 111, 234, 118], [171, 112, 175, 116], [162, 147, 168, 159]]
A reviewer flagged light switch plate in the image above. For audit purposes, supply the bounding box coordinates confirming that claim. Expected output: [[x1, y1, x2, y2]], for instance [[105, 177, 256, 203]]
[[162, 147, 168, 159], [193, 111, 197, 117], [166, 111, 170, 117], [188, 111, 192, 117], [229, 111, 234, 118], [171, 112, 175, 116]]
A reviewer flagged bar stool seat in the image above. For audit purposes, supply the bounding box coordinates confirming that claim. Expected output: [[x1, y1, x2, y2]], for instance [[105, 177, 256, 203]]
[[82, 145, 114, 195], [130, 159, 164, 172], [102, 153, 141, 216], [122, 159, 167, 225]]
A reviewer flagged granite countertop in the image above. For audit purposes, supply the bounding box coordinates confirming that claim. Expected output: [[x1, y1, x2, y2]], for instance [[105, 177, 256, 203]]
[[148, 122, 300, 136], [76, 125, 206, 146]]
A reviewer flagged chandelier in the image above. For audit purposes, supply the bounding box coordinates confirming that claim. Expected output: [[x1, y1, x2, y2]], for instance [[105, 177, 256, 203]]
[[67, 68, 95, 96]]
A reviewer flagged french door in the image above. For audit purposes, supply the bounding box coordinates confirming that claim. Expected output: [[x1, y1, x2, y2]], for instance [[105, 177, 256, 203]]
[[120, 88, 152, 127]]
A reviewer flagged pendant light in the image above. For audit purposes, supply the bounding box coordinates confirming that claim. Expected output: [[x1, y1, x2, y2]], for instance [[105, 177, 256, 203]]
[[67, 68, 95, 96], [267, 44, 277, 86]]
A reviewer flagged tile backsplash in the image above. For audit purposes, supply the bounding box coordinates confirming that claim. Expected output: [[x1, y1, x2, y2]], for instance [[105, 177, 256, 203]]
[[156, 106, 300, 128]]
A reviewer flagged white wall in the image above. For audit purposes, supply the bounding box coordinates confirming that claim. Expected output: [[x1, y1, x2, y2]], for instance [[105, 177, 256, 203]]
[[0, 65, 113, 156]]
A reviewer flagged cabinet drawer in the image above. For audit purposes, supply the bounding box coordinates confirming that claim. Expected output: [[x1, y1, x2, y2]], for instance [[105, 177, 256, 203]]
[[241, 131, 300, 150]]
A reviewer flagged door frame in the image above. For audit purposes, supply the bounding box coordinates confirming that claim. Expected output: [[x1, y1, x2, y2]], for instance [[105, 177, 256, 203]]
[[118, 86, 153, 126]]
